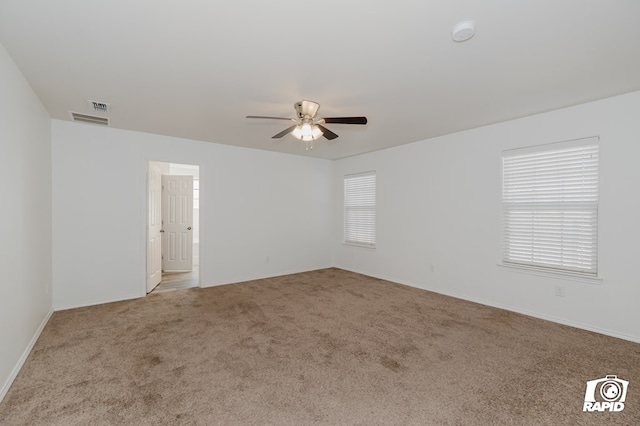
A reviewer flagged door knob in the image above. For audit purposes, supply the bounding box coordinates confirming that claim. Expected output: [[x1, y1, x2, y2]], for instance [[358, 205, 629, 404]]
[[160, 230, 164, 233], [187, 227, 192, 230]]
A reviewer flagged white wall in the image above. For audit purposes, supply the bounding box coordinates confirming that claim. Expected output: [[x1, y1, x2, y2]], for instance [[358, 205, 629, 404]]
[[0, 42, 52, 400], [52, 121, 333, 310], [333, 91, 640, 342]]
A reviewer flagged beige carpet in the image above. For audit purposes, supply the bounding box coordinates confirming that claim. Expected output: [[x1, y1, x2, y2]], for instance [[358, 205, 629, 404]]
[[1, 268, 638, 425]]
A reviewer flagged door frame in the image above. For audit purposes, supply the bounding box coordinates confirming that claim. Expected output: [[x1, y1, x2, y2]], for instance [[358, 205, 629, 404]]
[[146, 161, 163, 292], [141, 158, 203, 296]]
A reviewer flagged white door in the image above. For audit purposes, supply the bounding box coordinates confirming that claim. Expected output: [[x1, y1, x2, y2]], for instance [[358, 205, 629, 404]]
[[146, 163, 163, 292], [162, 175, 194, 271]]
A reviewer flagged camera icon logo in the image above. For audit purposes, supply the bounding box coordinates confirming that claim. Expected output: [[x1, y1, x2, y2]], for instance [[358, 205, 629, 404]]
[[583, 375, 629, 412]]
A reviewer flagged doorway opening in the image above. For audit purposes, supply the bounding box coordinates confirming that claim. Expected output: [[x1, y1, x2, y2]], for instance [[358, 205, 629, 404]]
[[146, 161, 200, 293]]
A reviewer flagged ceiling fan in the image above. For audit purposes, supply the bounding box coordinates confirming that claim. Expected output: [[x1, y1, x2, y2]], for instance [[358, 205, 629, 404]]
[[246, 100, 367, 150]]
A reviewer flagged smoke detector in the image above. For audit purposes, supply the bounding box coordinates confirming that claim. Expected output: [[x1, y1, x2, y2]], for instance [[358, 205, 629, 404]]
[[87, 100, 110, 113], [452, 21, 475, 42]]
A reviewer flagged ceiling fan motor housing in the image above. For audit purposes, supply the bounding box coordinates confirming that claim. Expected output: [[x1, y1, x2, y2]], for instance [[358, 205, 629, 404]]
[[295, 100, 320, 119]]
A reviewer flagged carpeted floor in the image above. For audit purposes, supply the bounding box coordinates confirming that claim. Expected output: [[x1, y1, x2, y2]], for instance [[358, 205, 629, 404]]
[[1, 268, 638, 425]]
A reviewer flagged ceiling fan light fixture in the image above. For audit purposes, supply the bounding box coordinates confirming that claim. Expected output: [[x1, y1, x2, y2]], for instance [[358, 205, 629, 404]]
[[292, 125, 303, 139], [292, 123, 323, 141]]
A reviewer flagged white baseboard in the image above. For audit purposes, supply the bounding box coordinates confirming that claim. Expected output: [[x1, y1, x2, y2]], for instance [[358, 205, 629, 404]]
[[200, 264, 334, 288], [424, 285, 640, 344], [0, 309, 53, 404], [54, 293, 141, 312], [335, 266, 640, 344]]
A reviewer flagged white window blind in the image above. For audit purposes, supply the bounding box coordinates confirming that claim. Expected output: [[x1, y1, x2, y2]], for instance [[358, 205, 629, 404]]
[[502, 137, 599, 276], [344, 172, 376, 247]]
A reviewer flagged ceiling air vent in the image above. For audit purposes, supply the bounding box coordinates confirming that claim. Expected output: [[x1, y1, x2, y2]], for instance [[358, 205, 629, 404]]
[[69, 111, 110, 126], [87, 100, 110, 113]]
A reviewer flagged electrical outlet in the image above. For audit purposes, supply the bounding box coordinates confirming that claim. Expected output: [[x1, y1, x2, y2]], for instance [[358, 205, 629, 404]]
[[555, 285, 565, 297]]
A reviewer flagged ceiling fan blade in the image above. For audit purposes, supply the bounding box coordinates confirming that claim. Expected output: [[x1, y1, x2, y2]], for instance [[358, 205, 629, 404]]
[[272, 125, 297, 139], [246, 115, 296, 121], [322, 116, 368, 125], [317, 124, 339, 140]]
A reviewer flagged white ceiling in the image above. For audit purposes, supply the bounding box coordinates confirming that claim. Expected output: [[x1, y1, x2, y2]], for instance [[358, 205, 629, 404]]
[[1, 1, 639, 160]]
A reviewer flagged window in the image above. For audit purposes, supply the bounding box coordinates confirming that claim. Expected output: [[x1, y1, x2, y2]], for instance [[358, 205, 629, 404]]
[[502, 137, 599, 277], [344, 172, 376, 247]]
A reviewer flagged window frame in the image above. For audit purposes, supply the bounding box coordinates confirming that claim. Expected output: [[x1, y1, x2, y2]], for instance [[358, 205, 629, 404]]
[[500, 137, 600, 281], [343, 171, 377, 248]]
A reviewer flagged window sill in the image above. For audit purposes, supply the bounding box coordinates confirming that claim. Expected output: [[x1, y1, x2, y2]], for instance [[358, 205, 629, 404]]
[[342, 242, 376, 249], [497, 263, 602, 285]]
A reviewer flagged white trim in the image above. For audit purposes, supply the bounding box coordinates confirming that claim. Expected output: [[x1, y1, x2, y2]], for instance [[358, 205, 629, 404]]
[[501, 137, 600, 276], [196, 163, 205, 288], [142, 158, 204, 295], [199, 265, 334, 288], [334, 266, 639, 344], [56, 294, 141, 311], [342, 242, 377, 249], [343, 171, 376, 247], [0, 309, 53, 404], [140, 156, 149, 297], [497, 263, 603, 285], [502, 135, 600, 156], [344, 170, 376, 179]]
